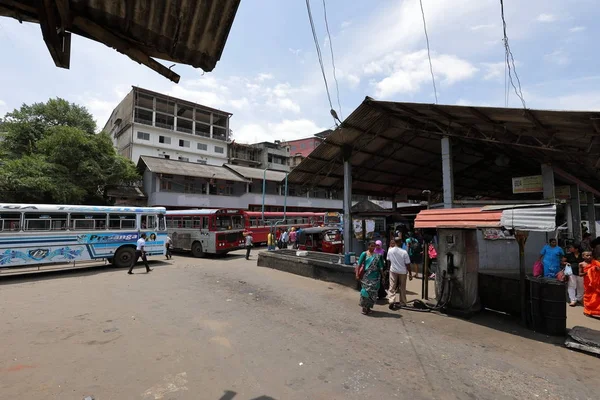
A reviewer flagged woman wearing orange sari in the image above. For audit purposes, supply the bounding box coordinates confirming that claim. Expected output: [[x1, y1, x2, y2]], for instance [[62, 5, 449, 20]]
[[581, 251, 600, 317]]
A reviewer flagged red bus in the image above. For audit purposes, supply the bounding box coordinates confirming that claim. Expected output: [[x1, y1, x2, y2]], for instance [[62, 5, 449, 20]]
[[243, 211, 325, 244], [166, 209, 246, 257]]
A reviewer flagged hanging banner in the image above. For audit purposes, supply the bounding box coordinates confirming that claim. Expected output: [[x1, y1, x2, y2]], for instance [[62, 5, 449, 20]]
[[512, 175, 543, 194]]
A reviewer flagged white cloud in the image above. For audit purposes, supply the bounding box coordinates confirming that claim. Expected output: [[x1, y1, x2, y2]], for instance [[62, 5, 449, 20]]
[[481, 62, 505, 80], [368, 50, 478, 98], [0, 99, 6, 107], [569, 26, 586, 33], [536, 13, 556, 22], [544, 50, 570, 66], [288, 48, 301, 56], [455, 98, 472, 106], [256, 73, 273, 82], [470, 24, 495, 31], [341, 20, 352, 29], [233, 119, 325, 143], [229, 97, 250, 110], [267, 97, 301, 114]]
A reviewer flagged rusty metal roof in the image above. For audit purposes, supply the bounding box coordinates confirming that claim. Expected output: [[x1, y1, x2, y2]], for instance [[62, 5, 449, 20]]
[[138, 156, 249, 183], [1, 0, 240, 82], [287, 97, 600, 200], [414, 208, 503, 229]]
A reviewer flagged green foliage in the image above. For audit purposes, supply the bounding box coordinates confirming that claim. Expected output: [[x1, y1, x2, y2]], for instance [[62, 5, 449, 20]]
[[0, 98, 139, 205]]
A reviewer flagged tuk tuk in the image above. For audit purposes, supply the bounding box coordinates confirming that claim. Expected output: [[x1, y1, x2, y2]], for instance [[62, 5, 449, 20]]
[[297, 227, 342, 254]]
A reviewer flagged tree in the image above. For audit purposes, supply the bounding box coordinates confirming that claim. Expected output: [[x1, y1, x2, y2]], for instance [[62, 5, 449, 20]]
[[0, 98, 139, 205]]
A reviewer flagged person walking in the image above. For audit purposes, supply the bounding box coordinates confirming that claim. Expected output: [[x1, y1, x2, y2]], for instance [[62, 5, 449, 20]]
[[245, 232, 253, 260], [128, 233, 152, 274], [538, 238, 564, 278], [386, 238, 412, 310], [406, 232, 423, 279], [566, 243, 584, 306], [357, 241, 385, 315], [165, 235, 173, 260], [281, 229, 289, 249], [582, 249, 600, 318], [289, 228, 297, 250], [267, 229, 275, 251]]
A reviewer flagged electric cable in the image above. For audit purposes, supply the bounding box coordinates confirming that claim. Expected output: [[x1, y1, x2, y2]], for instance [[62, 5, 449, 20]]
[[419, 0, 438, 103], [322, 0, 343, 120], [499, 0, 526, 108]]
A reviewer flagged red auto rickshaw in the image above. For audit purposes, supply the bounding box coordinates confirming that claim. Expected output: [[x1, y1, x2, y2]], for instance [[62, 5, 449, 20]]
[[297, 227, 342, 254]]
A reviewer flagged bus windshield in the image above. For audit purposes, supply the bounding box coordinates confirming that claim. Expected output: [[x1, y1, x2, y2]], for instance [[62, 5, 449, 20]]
[[215, 216, 233, 231]]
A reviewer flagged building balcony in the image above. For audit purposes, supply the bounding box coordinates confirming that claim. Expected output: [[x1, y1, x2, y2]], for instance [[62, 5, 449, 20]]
[[148, 191, 342, 210]]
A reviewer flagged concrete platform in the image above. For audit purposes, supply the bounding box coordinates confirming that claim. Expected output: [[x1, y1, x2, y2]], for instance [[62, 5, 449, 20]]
[[257, 250, 357, 289]]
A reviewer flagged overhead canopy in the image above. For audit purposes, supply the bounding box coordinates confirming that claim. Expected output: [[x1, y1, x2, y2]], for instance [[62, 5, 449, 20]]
[[138, 156, 249, 183], [287, 97, 600, 200], [224, 164, 288, 182], [1, 0, 240, 82]]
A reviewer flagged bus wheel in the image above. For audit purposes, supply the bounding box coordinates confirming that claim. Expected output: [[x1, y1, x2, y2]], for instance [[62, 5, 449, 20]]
[[114, 247, 135, 268], [191, 242, 205, 258]]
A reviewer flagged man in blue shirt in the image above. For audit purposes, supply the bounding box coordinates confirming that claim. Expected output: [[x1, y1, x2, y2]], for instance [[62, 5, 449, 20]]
[[539, 238, 564, 278]]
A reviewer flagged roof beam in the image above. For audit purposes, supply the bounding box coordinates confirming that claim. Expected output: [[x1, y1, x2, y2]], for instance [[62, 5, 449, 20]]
[[37, 0, 71, 68], [553, 166, 600, 198], [72, 16, 180, 83]]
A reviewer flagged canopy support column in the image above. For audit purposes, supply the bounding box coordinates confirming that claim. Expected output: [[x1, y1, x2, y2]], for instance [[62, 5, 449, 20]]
[[441, 137, 454, 208], [343, 145, 353, 253], [541, 164, 555, 201], [571, 185, 582, 242], [587, 193, 596, 238]]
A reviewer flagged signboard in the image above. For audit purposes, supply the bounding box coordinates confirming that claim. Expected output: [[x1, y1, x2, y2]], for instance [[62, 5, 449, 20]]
[[555, 185, 571, 200], [512, 175, 543, 194]]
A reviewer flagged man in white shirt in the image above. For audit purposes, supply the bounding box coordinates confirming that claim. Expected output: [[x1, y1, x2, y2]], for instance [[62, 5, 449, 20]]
[[386, 237, 412, 309], [281, 230, 289, 249], [165, 235, 173, 260], [128, 233, 152, 274], [245, 232, 253, 260]]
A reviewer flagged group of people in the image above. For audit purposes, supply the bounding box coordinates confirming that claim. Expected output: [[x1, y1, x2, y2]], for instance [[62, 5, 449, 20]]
[[266, 227, 300, 251], [356, 234, 430, 315], [539, 237, 600, 318]]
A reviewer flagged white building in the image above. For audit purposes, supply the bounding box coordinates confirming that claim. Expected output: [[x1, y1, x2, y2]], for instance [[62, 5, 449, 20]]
[[102, 87, 231, 166]]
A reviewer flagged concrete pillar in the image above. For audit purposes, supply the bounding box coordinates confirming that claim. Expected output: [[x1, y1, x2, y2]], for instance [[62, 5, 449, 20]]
[[441, 137, 454, 208], [571, 185, 582, 242], [541, 164, 555, 201], [588, 193, 596, 237], [343, 145, 353, 253], [391, 196, 397, 211]]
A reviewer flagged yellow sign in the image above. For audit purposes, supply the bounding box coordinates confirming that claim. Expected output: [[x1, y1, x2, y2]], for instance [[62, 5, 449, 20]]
[[512, 175, 543, 194]]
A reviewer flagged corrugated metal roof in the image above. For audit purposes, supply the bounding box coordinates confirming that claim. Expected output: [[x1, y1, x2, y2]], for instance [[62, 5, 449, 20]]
[[139, 156, 248, 182], [287, 97, 600, 200], [497, 204, 557, 232], [1, 0, 240, 80], [224, 164, 288, 182], [414, 208, 503, 229]]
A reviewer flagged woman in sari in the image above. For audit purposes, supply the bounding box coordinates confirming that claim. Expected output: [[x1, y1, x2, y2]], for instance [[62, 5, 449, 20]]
[[358, 241, 385, 315], [581, 250, 600, 318]]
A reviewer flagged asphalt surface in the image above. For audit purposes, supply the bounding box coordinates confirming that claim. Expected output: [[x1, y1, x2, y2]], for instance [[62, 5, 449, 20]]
[[1, 249, 599, 400]]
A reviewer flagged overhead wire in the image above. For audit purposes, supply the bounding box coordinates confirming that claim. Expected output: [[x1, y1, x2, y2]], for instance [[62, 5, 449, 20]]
[[419, 0, 438, 104], [499, 0, 526, 108], [305, 0, 338, 126], [322, 0, 343, 120]]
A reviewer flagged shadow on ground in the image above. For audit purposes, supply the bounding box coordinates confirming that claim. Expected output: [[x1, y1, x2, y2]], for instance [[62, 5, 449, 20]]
[[220, 390, 276, 400]]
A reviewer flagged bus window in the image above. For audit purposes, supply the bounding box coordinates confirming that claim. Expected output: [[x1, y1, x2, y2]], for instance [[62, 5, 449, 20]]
[[183, 216, 193, 228], [158, 215, 166, 231], [25, 213, 68, 231], [142, 215, 157, 230], [166, 217, 181, 228], [70, 213, 107, 230], [202, 217, 209, 229], [109, 214, 136, 230], [214, 215, 232, 231], [232, 215, 243, 229], [193, 217, 202, 229], [0, 213, 21, 231]]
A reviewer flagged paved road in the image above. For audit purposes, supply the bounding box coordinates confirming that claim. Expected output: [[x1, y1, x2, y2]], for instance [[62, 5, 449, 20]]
[[1, 250, 599, 400]]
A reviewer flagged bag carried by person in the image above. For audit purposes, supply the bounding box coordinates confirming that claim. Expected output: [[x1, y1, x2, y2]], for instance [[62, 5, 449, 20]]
[[556, 269, 566, 282], [355, 263, 365, 281], [533, 260, 543, 277], [564, 264, 573, 276], [428, 243, 437, 260]]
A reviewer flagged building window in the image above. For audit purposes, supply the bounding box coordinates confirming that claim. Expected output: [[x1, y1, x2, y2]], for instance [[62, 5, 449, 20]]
[[179, 139, 190, 148], [195, 109, 211, 124], [155, 113, 174, 130], [177, 104, 194, 119], [135, 92, 154, 109], [160, 179, 172, 191], [300, 143, 306, 149], [197, 143, 207, 151], [291, 145, 296, 151], [195, 122, 211, 137], [197, 159, 207, 164], [213, 114, 228, 127], [137, 131, 150, 141], [178, 156, 189, 162], [156, 97, 175, 114], [214, 146, 224, 154], [176, 118, 193, 134], [213, 126, 227, 141], [184, 182, 195, 193], [134, 108, 153, 126], [159, 135, 171, 144], [163, 154, 170, 159]]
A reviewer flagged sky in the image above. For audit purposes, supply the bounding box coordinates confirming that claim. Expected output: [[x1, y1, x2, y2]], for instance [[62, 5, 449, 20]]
[[0, 0, 599, 144]]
